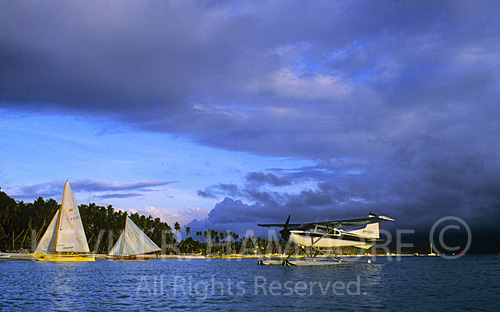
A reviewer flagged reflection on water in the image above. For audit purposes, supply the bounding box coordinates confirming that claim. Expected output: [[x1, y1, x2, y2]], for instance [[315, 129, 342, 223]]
[[1, 256, 499, 311], [51, 264, 80, 311]]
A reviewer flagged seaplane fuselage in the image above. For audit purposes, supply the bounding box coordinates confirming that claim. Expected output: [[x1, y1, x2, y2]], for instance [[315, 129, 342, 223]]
[[289, 223, 380, 249], [259, 213, 393, 250]]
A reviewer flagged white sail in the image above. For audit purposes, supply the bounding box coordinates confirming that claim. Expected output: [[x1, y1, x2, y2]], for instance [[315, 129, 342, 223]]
[[55, 181, 90, 252], [108, 216, 160, 257], [108, 231, 125, 256], [34, 210, 59, 254], [34, 181, 90, 254]]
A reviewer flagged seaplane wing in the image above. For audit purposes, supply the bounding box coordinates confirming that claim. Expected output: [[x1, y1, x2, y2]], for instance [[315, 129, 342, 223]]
[[299, 214, 394, 231], [257, 222, 302, 228], [258, 213, 394, 230]]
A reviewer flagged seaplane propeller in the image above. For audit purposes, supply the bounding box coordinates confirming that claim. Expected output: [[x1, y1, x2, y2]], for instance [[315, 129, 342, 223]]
[[278, 215, 291, 243]]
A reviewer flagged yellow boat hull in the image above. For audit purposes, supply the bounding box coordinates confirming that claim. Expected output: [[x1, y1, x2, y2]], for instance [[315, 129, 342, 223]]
[[32, 254, 95, 262], [105, 255, 148, 261], [221, 255, 242, 259]]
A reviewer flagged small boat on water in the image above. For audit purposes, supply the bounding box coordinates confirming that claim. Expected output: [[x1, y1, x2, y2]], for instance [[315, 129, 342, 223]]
[[0, 253, 12, 260], [221, 254, 242, 259], [428, 243, 437, 256], [32, 181, 95, 262], [257, 256, 287, 265], [106, 216, 161, 260]]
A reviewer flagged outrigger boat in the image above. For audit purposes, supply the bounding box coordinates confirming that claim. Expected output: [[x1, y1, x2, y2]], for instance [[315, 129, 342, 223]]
[[106, 216, 160, 260], [32, 181, 95, 262]]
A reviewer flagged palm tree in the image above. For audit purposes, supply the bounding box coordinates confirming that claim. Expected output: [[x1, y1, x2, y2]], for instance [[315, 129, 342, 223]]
[[181, 237, 195, 254], [212, 230, 219, 243], [174, 222, 181, 234], [204, 230, 209, 242], [185, 226, 191, 238]]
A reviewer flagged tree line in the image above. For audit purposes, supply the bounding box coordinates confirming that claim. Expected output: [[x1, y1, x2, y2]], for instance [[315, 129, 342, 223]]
[[0, 189, 274, 255]]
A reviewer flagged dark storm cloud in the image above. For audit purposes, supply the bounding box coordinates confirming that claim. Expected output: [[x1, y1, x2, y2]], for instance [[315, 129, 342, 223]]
[[246, 172, 291, 186], [197, 190, 217, 199], [72, 179, 174, 193], [93, 193, 143, 199], [190, 133, 500, 237], [3, 1, 498, 160], [197, 183, 241, 199], [3, 1, 500, 243], [14, 181, 64, 201], [14, 179, 173, 201]]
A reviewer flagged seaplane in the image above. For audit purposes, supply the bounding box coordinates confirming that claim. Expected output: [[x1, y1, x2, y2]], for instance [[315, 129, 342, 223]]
[[257, 213, 394, 266]]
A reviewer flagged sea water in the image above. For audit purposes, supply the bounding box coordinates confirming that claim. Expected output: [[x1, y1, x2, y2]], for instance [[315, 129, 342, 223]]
[[1, 255, 499, 311]]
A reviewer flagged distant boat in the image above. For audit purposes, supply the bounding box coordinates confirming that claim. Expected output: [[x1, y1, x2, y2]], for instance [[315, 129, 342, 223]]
[[221, 254, 242, 259], [428, 243, 437, 256], [107, 216, 161, 260], [0, 253, 12, 260], [32, 181, 95, 262]]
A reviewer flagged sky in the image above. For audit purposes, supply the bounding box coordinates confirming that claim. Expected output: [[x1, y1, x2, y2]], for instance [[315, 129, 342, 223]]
[[1, 1, 499, 247]]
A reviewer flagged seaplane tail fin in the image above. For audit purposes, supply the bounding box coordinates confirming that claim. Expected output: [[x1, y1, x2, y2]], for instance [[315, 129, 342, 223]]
[[348, 222, 379, 239]]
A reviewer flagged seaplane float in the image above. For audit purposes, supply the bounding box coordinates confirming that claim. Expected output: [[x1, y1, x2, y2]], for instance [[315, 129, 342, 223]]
[[257, 213, 394, 266]]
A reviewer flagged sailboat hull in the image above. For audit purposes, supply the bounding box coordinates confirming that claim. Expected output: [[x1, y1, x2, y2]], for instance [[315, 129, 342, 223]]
[[32, 254, 95, 262], [105, 255, 149, 261]]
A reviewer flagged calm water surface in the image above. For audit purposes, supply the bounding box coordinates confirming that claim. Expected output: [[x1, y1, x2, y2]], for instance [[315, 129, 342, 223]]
[[1, 256, 499, 311]]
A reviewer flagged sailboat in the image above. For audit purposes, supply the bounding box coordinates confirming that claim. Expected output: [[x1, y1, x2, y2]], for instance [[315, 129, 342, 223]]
[[107, 216, 161, 260], [33, 181, 95, 262], [428, 243, 437, 256]]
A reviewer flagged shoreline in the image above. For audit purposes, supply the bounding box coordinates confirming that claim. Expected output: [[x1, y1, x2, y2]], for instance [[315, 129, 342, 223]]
[[0, 252, 464, 261]]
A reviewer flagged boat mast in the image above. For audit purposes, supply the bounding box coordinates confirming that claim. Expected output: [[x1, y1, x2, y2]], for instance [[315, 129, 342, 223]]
[[121, 216, 128, 256], [53, 181, 68, 253]]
